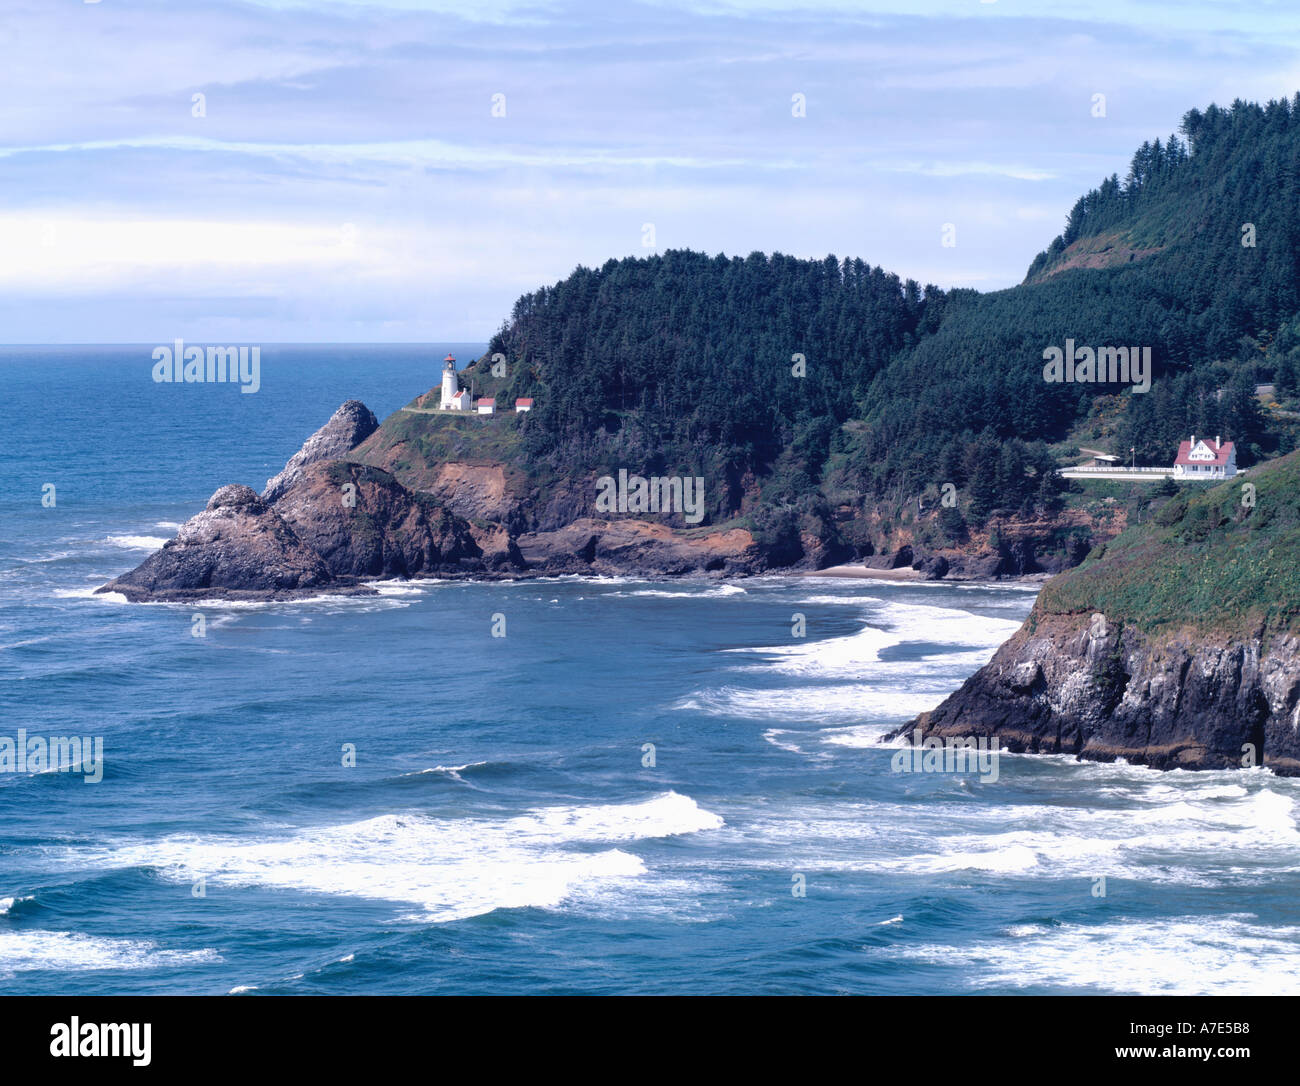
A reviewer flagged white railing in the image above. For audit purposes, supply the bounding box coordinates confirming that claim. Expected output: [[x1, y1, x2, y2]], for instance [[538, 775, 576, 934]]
[[1059, 465, 1174, 474]]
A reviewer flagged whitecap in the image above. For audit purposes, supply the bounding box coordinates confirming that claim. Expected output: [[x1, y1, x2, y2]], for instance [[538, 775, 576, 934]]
[[871, 914, 1300, 995], [0, 931, 219, 977], [676, 684, 941, 723], [45, 792, 724, 924], [104, 535, 169, 550]]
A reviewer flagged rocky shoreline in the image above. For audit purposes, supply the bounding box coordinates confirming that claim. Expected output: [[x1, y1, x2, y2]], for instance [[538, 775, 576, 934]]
[[888, 607, 1300, 777], [102, 399, 1076, 603], [106, 397, 1300, 783]]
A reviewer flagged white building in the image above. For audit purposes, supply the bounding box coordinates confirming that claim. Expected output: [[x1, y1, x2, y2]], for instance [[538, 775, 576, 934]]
[[1173, 435, 1237, 479], [477, 398, 495, 415], [439, 354, 471, 410], [515, 398, 534, 413]]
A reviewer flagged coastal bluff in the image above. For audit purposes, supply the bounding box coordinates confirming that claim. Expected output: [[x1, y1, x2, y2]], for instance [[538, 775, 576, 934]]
[[99, 402, 510, 601], [891, 609, 1300, 775], [99, 400, 769, 601], [889, 451, 1300, 776]]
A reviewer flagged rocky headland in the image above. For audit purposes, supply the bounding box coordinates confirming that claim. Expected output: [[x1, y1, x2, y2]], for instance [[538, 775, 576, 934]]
[[100, 399, 775, 601], [889, 451, 1300, 775]]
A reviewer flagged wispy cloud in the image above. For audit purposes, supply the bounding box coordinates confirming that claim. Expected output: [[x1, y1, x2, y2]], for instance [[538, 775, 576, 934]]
[[2, 0, 1299, 340]]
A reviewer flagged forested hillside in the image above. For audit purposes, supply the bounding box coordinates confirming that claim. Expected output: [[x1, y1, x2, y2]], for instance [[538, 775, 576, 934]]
[[850, 96, 1300, 496], [453, 94, 1300, 554], [473, 249, 951, 520]]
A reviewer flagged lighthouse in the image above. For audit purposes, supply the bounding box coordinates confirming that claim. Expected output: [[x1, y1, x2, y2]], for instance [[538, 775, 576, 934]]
[[439, 354, 470, 410]]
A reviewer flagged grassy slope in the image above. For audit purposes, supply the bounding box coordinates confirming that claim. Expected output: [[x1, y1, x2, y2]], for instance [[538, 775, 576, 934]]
[[349, 392, 537, 494], [1038, 451, 1300, 635]]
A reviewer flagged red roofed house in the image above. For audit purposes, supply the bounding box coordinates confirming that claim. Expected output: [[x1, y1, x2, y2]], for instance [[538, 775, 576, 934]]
[[514, 398, 534, 413], [476, 397, 495, 415], [1173, 435, 1237, 479]]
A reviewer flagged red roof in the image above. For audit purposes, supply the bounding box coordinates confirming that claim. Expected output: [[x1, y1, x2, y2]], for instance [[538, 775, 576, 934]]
[[478, 398, 495, 406], [1174, 437, 1234, 467], [515, 398, 534, 406], [444, 354, 456, 362]]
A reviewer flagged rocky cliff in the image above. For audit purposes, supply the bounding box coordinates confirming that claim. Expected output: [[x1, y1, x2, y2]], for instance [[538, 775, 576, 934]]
[[351, 390, 1126, 580], [100, 403, 506, 601], [262, 400, 378, 503], [894, 610, 1300, 775], [100, 400, 766, 601], [890, 451, 1300, 775], [103, 484, 335, 601]]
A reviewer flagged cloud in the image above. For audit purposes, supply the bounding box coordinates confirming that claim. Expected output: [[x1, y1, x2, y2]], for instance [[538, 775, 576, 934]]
[[2, 0, 1300, 340]]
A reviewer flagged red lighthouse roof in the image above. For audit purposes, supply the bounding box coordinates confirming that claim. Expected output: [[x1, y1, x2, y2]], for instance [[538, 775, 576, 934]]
[[444, 354, 456, 363]]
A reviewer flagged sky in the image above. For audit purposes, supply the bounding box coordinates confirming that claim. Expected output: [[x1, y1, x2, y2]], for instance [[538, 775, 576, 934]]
[[2, 0, 1299, 342]]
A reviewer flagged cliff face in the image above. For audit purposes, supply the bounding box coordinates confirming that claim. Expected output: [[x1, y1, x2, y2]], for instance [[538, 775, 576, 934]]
[[352, 407, 778, 575], [262, 400, 378, 503], [514, 517, 760, 576], [101, 403, 509, 601], [103, 485, 335, 601], [895, 610, 1300, 775], [101, 400, 763, 601], [353, 395, 1123, 579], [273, 461, 491, 578], [892, 451, 1300, 776], [856, 506, 1107, 581]]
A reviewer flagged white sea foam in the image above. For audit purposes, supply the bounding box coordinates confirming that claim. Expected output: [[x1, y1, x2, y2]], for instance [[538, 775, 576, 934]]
[[727, 621, 899, 676], [951, 580, 1045, 594], [720, 596, 1027, 697], [55, 792, 723, 924], [104, 535, 169, 550], [716, 768, 1300, 892], [819, 723, 911, 748], [871, 914, 1300, 995], [0, 931, 219, 978], [676, 684, 942, 723], [872, 599, 1024, 647], [53, 586, 128, 603], [789, 594, 885, 607], [361, 579, 438, 597], [401, 761, 488, 784], [21, 550, 79, 565], [615, 584, 747, 599], [154, 521, 183, 530], [761, 729, 807, 754]]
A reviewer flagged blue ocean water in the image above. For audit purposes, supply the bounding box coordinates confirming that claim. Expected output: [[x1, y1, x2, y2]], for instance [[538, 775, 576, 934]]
[[2, 345, 1300, 996]]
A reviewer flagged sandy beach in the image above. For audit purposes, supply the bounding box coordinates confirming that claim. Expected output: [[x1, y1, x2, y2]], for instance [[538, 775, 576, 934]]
[[804, 564, 923, 581]]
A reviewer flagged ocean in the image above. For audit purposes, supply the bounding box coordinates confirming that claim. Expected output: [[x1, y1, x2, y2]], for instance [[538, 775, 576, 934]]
[[2, 345, 1299, 996]]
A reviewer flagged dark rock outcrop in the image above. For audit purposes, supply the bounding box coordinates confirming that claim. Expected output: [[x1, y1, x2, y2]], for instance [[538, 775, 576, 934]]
[[890, 609, 1300, 776], [914, 554, 950, 581], [100, 485, 334, 601], [514, 517, 760, 576], [100, 403, 503, 601], [864, 545, 913, 570], [274, 461, 487, 578], [262, 400, 378, 503]]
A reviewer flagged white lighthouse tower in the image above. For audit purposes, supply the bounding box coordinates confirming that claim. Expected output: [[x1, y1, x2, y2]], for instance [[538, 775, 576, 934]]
[[439, 354, 470, 410]]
